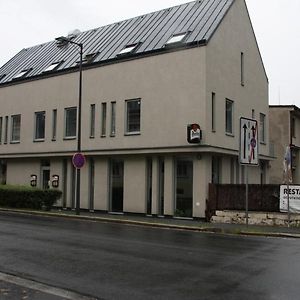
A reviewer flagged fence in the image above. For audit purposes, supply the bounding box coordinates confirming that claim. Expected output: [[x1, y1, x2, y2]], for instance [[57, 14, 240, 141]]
[[206, 184, 280, 220]]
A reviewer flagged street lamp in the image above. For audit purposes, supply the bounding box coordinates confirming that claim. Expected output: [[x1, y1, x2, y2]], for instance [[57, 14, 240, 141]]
[[56, 36, 83, 215]]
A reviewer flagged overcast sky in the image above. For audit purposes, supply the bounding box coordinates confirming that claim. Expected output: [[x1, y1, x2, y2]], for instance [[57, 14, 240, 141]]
[[0, 0, 299, 106]]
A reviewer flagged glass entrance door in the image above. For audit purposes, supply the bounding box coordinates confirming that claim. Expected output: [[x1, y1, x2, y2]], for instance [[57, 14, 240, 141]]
[[42, 168, 50, 189]]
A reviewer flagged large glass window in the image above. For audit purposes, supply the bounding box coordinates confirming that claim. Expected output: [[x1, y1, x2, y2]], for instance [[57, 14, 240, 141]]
[[11, 114, 21, 142], [65, 107, 77, 138], [126, 99, 141, 134], [225, 99, 234, 134], [35, 111, 45, 140], [260, 113, 266, 143]]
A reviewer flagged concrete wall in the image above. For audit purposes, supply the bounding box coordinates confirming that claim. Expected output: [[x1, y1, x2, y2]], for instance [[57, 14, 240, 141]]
[[0, 47, 206, 156]]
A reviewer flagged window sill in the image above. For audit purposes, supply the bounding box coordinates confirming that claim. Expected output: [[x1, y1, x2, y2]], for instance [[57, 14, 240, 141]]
[[125, 132, 141, 136], [10, 141, 20, 144], [51, 138, 56, 142], [225, 132, 235, 137], [260, 141, 266, 145], [110, 134, 115, 138], [33, 138, 45, 143], [63, 136, 76, 140], [101, 135, 106, 138], [90, 136, 95, 139]]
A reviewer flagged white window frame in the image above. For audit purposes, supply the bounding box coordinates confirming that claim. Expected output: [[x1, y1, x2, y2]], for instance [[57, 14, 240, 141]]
[[34, 111, 46, 141], [11, 114, 21, 143], [225, 99, 234, 135], [64, 107, 77, 139], [125, 99, 141, 134]]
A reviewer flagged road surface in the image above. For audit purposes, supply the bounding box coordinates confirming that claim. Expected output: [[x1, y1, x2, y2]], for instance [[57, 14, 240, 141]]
[[0, 212, 299, 299]]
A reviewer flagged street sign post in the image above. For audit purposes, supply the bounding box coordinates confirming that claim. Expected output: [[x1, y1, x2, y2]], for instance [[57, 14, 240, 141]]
[[239, 117, 258, 165], [72, 152, 86, 169], [239, 117, 259, 226]]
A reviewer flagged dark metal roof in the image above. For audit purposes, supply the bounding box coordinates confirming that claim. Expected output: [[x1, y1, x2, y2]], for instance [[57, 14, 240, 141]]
[[0, 0, 234, 85]]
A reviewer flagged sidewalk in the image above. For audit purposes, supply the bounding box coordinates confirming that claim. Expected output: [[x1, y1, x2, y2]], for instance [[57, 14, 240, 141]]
[[1, 207, 300, 239]]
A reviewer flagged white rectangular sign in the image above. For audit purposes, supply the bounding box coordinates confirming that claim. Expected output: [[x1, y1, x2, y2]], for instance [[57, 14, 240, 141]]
[[239, 117, 258, 165], [280, 185, 300, 213]]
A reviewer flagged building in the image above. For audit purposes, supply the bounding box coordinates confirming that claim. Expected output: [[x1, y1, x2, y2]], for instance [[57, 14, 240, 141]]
[[0, 0, 270, 218], [269, 105, 300, 184]]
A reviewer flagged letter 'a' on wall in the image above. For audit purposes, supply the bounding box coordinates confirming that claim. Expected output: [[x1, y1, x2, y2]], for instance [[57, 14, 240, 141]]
[[187, 124, 202, 144]]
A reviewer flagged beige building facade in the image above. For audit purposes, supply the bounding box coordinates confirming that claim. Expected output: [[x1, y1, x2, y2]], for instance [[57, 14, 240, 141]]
[[0, 0, 270, 218], [269, 105, 300, 184]]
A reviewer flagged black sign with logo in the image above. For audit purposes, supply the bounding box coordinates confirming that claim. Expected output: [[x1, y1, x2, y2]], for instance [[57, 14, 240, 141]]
[[187, 124, 201, 144]]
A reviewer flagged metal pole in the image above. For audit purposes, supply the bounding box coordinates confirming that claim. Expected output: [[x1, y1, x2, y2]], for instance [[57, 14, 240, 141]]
[[246, 165, 249, 226], [75, 43, 83, 216], [287, 179, 290, 227]]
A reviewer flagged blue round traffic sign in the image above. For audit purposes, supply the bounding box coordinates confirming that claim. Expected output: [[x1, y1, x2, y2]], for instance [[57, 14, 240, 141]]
[[72, 152, 86, 169]]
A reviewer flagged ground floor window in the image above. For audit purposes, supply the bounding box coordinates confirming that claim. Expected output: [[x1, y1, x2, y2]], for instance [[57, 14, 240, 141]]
[[175, 159, 193, 218]]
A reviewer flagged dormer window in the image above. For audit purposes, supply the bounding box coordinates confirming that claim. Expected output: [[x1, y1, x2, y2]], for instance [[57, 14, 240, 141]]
[[13, 69, 31, 80], [166, 33, 187, 45], [117, 44, 138, 56], [43, 61, 62, 73], [82, 52, 99, 64]]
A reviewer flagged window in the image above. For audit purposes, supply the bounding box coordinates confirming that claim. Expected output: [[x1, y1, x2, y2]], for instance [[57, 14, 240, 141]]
[[260, 113, 266, 143], [241, 52, 244, 86], [110, 102, 116, 136], [225, 99, 234, 134], [35, 111, 45, 140], [101, 102, 107, 137], [52, 109, 57, 141], [43, 62, 62, 73], [126, 99, 141, 134], [90, 104, 95, 138], [82, 52, 99, 64], [13, 69, 31, 80], [166, 33, 187, 45], [117, 44, 138, 56], [0, 117, 2, 144], [4, 116, 8, 144], [65, 107, 77, 138], [251, 109, 255, 119], [212, 156, 221, 184], [212, 92, 216, 132], [11, 114, 21, 142]]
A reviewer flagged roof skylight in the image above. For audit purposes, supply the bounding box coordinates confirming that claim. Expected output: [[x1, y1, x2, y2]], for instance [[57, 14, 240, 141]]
[[117, 44, 138, 56], [166, 33, 187, 45], [13, 69, 31, 80], [43, 62, 62, 72]]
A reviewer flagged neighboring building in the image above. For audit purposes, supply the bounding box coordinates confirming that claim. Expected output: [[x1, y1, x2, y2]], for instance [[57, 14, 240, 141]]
[[269, 105, 300, 184], [0, 0, 270, 218]]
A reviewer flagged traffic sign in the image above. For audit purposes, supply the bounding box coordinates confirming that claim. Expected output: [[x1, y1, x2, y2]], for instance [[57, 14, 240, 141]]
[[239, 117, 258, 165], [72, 152, 86, 169]]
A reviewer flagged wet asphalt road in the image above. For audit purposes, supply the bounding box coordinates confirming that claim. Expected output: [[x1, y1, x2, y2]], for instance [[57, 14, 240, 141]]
[[0, 212, 299, 300]]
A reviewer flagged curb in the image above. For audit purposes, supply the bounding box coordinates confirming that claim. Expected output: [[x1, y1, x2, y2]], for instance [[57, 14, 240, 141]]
[[1, 208, 300, 239]]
